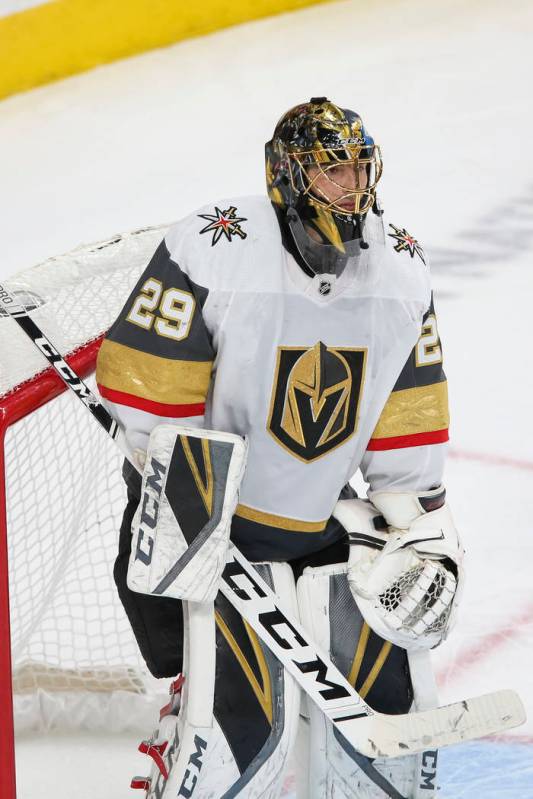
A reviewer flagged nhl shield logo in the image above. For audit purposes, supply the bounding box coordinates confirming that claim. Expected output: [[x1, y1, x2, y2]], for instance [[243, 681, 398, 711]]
[[267, 342, 367, 463]]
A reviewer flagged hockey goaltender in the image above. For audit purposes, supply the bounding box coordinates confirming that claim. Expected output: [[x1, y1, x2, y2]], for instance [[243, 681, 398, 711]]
[[95, 98, 464, 798]]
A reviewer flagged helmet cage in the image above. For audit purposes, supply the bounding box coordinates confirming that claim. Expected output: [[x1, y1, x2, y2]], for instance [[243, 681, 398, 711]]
[[288, 144, 383, 216]]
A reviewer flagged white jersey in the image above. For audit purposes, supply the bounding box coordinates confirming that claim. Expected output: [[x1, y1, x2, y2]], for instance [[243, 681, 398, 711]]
[[97, 196, 449, 560]]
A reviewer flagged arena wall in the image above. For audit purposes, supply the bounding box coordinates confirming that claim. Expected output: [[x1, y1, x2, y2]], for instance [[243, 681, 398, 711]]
[[0, 0, 333, 101]]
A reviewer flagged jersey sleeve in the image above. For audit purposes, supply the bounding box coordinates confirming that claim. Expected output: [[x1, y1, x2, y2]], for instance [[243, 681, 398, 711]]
[[360, 295, 449, 492], [95, 238, 215, 453]]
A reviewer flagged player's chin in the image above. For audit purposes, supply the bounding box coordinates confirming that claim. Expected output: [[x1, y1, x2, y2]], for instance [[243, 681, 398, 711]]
[[335, 201, 358, 213]]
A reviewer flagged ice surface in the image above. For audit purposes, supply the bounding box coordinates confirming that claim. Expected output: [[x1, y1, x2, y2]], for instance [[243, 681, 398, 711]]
[[2, 0, 532, 795], [438, 741, 533, 799]]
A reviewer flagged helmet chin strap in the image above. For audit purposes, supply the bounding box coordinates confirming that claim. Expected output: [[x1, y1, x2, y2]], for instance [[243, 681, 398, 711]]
[[271, 203, 314, 277], [271, 197, 383, 279], [286, 207, 362, 277]]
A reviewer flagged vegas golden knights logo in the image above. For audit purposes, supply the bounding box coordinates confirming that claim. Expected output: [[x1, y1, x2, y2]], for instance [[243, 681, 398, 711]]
[[267, 343, 367, 463]]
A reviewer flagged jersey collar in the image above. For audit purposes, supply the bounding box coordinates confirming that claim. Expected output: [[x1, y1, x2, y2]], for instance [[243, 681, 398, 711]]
[[284, 250, 362, 303]]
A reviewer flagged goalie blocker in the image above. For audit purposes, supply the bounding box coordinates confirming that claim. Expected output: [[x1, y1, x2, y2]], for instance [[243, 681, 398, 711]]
[[127, 424, 247, 604]]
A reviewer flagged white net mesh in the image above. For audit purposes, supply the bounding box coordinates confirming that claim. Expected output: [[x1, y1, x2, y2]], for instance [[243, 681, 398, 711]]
[[0, 226, 166, 396], [0, 227, 171, 732]]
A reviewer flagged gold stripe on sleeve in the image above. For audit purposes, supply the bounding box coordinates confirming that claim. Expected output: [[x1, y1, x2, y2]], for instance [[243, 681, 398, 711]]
[[96, 338, 212, 406], [371, 381, 449, 440], [234, 504, 328, 533]]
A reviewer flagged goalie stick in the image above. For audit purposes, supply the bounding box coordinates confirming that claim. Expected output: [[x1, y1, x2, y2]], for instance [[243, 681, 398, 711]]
[[0, 281, 525, 761]]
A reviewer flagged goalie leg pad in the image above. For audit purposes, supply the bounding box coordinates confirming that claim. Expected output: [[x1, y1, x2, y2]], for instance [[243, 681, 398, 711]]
[[128, 424, 247, 603], [140, 563, 300, 798], [297, 563, 438, 798]]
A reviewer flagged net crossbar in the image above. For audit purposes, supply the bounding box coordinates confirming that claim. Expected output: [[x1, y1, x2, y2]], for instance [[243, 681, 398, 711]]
[[0, 226, 169, 797]]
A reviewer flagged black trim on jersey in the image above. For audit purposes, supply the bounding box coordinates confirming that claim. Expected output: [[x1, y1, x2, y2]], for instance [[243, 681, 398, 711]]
[[391, 295, 446, 393], [231, 513, 347, 563], [231, 483, 355, 562], [107, 240, 214, 362]]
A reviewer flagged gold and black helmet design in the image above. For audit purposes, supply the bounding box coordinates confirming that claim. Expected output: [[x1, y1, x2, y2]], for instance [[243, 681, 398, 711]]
[[265, 98, 383, 276]]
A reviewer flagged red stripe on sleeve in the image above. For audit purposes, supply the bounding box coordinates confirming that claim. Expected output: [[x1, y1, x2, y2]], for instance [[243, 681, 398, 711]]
[[367, 428, 449, 451], [97, 384, 205, 419]]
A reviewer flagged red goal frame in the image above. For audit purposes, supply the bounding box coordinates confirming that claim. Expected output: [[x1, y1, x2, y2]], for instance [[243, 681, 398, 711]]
[[0, 337, 103, 799]]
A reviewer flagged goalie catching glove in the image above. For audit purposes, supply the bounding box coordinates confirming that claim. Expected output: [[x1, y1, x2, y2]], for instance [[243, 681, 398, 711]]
[[334, 487, 464, 650], [127, 424, 247, 603]]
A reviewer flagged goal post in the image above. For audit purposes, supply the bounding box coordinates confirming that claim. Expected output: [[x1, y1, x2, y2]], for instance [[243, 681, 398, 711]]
[[0, 430, 16, 799], [0, 226, 168, 798], [0, 339, 103, 798]]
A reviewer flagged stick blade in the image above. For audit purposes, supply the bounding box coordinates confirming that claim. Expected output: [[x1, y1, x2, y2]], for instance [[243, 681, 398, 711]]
[[336, 689, 526, 759]]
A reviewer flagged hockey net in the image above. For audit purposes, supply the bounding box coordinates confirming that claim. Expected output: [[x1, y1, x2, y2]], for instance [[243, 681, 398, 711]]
[[0, 226, 170, 744]]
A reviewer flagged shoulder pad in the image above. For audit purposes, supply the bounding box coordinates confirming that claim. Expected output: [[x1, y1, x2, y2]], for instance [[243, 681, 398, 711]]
[[167, 196, 274, 250], [164, 196, 280, 288]]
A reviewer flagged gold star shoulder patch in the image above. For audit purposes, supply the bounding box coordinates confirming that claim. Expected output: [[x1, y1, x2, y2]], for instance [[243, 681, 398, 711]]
[[388, 224, 426, 265], [198, 206, 247, 246]]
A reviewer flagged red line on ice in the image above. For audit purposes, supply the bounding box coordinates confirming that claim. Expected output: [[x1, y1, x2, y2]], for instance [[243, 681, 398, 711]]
[[488, 734, 533, 745], [437, 603, 533, 683], [448, 447, 533, 472]]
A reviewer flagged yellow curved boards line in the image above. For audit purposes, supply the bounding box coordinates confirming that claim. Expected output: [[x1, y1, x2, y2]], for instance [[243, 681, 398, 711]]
[[0, 0, 333, 101]]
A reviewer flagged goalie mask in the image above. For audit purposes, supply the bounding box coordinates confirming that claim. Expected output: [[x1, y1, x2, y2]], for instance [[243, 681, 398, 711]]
[[265, 97, 383, 277]]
